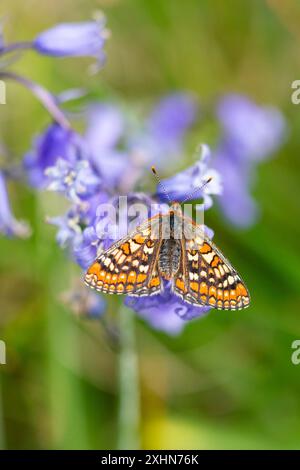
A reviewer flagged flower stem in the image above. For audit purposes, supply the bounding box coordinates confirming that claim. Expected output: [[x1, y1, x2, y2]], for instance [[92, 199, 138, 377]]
[[0, 42, 32, 56], [0, 71, 70, 129], [117, 303, 140, 450]]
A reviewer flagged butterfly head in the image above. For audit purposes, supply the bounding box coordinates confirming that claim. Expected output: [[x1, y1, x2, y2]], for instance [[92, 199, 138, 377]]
[[169, 201, 182, 216], [151, 166, 213, 209]]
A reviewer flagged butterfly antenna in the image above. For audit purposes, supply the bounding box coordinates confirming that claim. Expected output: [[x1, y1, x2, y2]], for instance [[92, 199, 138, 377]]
[[181, 176, 213, 205], [151, 166, 172, 204]]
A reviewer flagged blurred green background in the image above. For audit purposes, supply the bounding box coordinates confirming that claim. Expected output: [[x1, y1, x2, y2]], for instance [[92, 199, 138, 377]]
[[1, 0, 300, 450]]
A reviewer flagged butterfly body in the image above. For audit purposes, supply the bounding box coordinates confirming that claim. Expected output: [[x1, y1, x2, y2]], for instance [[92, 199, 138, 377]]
[[158, 238, 181, 280], [158, 205, 182, 279], [85, 202, 250, 310]]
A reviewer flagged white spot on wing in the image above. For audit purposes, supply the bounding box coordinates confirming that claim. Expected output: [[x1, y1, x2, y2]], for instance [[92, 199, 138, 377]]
[[189, 272, 199, 280], [202, 252, 214, 264], [129, 240, 141, 252], [139, 265, 149, 273]]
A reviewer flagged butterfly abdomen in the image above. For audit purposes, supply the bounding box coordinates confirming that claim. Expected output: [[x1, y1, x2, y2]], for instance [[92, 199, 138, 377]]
[[158, 239, 181, 280]]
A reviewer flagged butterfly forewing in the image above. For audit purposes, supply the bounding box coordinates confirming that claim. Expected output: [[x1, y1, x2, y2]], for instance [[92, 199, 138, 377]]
[[85, 217, 163, 296]]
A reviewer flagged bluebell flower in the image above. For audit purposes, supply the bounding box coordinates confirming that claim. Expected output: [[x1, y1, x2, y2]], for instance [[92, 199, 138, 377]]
[[147, 93, 198, 150], [85, 104, 124, 154], [130, 93, 198, 168], [85, 104, 129, 188], [126, 282, 210, 335], [0, 171, 30, 238], [33, 17, 108, 65], [47, 207, 82, 248], [46, 158, 102, 203], [24, 122, 85, 188], [217, 94, 286, 161], [49, 189, 109, 266], [213, 144, 258, 227], [214, 94, 286, 226], [73, 225, 100, 270], [156, 144, 222, 209]]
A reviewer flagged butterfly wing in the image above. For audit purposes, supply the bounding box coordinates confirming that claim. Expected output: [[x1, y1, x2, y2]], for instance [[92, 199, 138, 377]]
[[85, 217, 163, 296], [174, 233, 250, 310]]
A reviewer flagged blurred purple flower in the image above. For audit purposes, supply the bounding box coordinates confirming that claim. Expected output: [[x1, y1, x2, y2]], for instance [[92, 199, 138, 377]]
[[126, 282, 210, 335], [85, 104, 129, 188], [217, 94, 286, 161], [46, 158, 102, 202], [0, 171, 30, 238], [86, 104, 124, 152], [84, 94, 198, 191], [147, 93, 198, 150], [24, 122, 85, 188], [214, 94, 286, 227], [214, 145, 258, 227], [156, 145, 222, 209], [130, 93, 198, 167], [33, 18, 108, 65]]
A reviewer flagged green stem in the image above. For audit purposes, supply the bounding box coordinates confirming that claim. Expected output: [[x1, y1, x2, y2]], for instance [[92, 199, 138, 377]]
[[117, 304, 140, 450]]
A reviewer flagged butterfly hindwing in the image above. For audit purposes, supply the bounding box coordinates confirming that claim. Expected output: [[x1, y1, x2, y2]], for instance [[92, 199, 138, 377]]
[[85, 219, 162, 296], [181, 236, 250, 310], [173, 239, 201, 306]]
